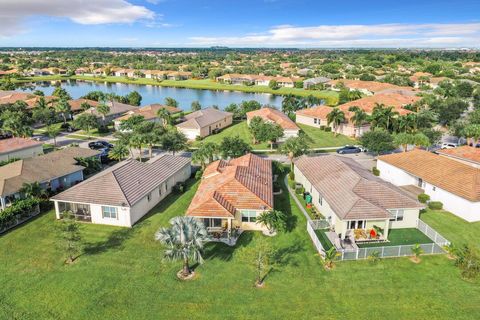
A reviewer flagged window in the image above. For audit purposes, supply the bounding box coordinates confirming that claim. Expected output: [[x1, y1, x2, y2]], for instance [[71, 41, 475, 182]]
[[314, 118, 318, 124], [147, 192, 152, 202], [389, 209, 404, 222], [241, 210, 257, 223], [203, 218, 222, 228], [102, 206, 118, 219], [432, 186, 436, 191], [348, 220, 366, 229], [158, 186, 162, 196], [319, 193, 323, 206]]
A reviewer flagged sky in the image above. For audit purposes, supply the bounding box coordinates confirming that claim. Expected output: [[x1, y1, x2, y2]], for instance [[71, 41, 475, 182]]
[[0, 0, 479, 48]]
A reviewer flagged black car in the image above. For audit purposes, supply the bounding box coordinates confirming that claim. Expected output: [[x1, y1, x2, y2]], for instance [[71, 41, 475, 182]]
[[88, 140, 114, 150], [336, 145, 362, 154]]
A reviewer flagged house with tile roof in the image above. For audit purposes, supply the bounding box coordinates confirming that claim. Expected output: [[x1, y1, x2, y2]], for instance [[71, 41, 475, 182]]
[[0, 147, 101, 210], [0, 137, 43, 162], [80, 100, 138, 123], [295, 93, 420, 137], [113, 104, 181, 131], [377, 149, 480, 222], [294, 155, 423, 243], [326, 79, 415, 95], [437, 146, 480, 168], [51, 154, 191, 227], [186, 153, 273, 234], [246, 107, 300, 141], [176, 108, 233, 140]]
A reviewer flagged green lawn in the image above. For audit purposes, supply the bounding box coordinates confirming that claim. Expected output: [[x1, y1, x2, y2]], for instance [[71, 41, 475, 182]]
[[0, 177, 479, 319], [191, 121, 356, 150], [13, 75, 339, 104], [315, 229, 334, 250], [357, 228, 433, 248]]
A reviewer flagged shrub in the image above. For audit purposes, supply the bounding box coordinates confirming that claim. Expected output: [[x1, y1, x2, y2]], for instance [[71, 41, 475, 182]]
[[97, 126, 110, 133], [324, 127, 332, 132], [194, 169, 203, 180], [295, 186, 305, 195], [0, 198, 41, 231], [372, 167, 380, 176], [195, 135, 203, 141], [288, 179, 296, 189], [272, 160, 285, 175], [428, 201, 443, 210], [319, 125, 326, 131], [418, 193, 430, 204], [455, 244, 480, 280], [288, 171, 295, 181], [173, 182, 186, 194]]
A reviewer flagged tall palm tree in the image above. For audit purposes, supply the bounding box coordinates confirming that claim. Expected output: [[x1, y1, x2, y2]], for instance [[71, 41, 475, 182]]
[[97, 102, 110, 128], [348, 106, 368, 137], [279, 136, 310, 171], [326, 108, 346, 137], [192, 142, 218, 169], [370, 104, 398, 132], [55, 99, 71, 124], [155, 216, 208, 278], [157, 108, 171, 127]]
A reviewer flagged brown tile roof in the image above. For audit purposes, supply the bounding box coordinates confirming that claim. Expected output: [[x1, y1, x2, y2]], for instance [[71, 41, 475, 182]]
[[68, 99, 99, 112], [294, 155, 422, 220], [186, 153, 273, 218], [437, 146, 480, 165], [337, 93, 419, 116], [83, 101, 138, 117], [247, 107, 299, 130], [0, 147, 101, 196], [0, 137, 42, 155], [115, 104, 181, 122], [51, 154, 191, 207], [328, 79, 414, 93], [378, 149, 480, 201], [176, 108, 232, 129]]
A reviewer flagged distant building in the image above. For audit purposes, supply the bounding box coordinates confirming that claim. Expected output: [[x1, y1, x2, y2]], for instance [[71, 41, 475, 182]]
[[0, 137, 43, 162], [114, 104, 181, 131], [303, 77, 331, 89]]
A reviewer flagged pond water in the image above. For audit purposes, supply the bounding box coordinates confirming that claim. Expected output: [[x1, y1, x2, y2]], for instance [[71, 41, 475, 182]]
[[18, 80, 285, 110]]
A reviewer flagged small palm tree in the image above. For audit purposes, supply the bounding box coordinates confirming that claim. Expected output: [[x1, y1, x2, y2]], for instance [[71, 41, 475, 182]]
[[19, 182, 47, 199], [108, 144, 130, 161], [443, 243, 457, 260], [46, 124, 61, 147], [257, 209, 287, 235], [348, 106, 368, 137], [326, 108, 346, 137], [155, 216, 208, 278], [279, 136, 310, 171], [157, 108, 171, 127], [323, 247, 339, 270], [411, 244, 424, 263], [55, 99, 71, 124]]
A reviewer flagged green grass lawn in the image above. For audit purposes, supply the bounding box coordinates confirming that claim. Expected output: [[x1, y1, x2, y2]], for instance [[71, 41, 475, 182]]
[[0, 177, 479, 319], [191, 121, 356, 150], [357, 228, 433, 248], [12, 75, 339, 104], [315, 229, 334, 250]]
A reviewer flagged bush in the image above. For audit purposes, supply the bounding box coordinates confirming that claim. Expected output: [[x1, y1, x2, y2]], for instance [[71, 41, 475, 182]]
[[272, 160, 285, 175], [418, 193, 430, 204], [319, 125, 326, 131], [288, 179, 296, 189], [195, 135, 203, 141], [0, 198, 41, 230], [295, 186, 305, 195], [288, 171, 295, 181], [173, 182, 186, 194], [372, 167, 380, 176], [324, 127, 332, 132], [428, 201, 443, 210]]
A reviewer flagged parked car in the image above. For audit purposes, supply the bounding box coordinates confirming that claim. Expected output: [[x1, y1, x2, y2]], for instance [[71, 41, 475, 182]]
[[441, 142, 458, 149], [355, 145, 368, 152], [336, 145, 362, 154], [88, 140, 114, 150], [0, 132, 13, 140]]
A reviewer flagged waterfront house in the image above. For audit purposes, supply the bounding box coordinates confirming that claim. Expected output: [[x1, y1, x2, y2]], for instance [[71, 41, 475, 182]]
[[176, 108, 233, 140], [246, 107, 300, 141]]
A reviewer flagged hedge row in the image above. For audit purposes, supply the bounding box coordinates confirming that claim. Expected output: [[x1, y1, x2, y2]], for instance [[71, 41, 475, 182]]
[[0, 198, 41, 231]]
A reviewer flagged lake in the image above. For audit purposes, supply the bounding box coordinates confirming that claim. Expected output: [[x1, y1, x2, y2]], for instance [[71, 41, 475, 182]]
[[17, 80, 285, 110]]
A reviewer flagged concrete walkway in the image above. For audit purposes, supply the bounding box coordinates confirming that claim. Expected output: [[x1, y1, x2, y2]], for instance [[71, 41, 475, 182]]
[[283, 175, 311, 222]]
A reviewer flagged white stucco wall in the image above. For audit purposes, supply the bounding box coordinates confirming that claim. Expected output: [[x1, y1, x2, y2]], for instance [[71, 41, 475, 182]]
[[378, 160, 480, 222]]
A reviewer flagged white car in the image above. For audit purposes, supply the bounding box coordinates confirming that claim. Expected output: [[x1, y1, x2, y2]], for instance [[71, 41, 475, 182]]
[[441, 143, 458, 149]]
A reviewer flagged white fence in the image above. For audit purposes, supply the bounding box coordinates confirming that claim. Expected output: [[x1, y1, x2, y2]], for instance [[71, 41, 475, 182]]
[[307, 220, 326, 257], [307, 218, 450, 261]]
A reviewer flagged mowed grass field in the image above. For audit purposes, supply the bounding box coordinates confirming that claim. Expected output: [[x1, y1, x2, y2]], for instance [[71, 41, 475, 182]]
[[191, 121, 356, 150], [0, 176, 479, 319]]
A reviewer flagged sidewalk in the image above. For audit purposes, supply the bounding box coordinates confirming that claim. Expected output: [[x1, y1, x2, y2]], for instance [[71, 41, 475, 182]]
[[283, 175, 311, 222]]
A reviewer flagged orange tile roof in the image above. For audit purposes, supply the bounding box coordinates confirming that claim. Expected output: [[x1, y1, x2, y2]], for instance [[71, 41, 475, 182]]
[[378, 149, 480, 202], [186, 153, 273, 218], [0, 137, 42, 154], [437, 146, 480, 165], [337, 93, 419, 116], [296, 105, 335, 119], [116, 104, 181, 122], [67, 99, 99, 112], [328, 79, 414, 93], [247, 108, 299, 130]]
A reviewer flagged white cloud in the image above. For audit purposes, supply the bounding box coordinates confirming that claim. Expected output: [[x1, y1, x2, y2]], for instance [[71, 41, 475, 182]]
[[0, 0, 155, 37], [190, 23, 480, 47]]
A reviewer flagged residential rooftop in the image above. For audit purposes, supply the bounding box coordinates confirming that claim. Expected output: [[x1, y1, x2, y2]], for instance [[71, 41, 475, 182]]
[[246, 107, 299, 130], [0, 137, 42, 155], [176, 108, 232, 129]]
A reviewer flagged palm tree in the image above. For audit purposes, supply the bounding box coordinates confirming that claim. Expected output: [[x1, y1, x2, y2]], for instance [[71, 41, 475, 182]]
[[326, 108, 346, 137], [155, 216, 208, 278], [108, 144, 130, 161], [348, 106, 368, 137], [55, 99, 71, 124], [394, 133, 413, 152], [370, 104, 399, 132], [46, 124, 61, 147], [413, 133, 431, 149], [19, 182, 47, 199], [257, 210, 287, 235], [157, 108, 171, 127], [192, 142, 218, 169], [279, 136, 310, 171], [96, 102, 110, 128], [323, 247, 339, 270], [411, 244, 424, 263]]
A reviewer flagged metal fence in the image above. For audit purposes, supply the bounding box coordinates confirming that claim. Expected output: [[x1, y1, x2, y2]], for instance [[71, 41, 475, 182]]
[[307, 218, 450, 261], [307, 220, 326, 257]]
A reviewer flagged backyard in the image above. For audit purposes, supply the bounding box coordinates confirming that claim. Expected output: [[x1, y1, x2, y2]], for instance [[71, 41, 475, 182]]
[[0, 178, 479, 319], [191, 121, 356, 150]]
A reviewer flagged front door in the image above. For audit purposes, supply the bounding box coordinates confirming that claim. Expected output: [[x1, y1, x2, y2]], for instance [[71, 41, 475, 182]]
[[418, 178, 423, 187]]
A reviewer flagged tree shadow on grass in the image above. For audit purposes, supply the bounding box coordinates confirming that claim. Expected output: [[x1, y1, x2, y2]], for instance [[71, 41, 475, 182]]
[[83, 226, 138, 255], [260, 238, 306, 283], [202, 231, 254, 263]]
